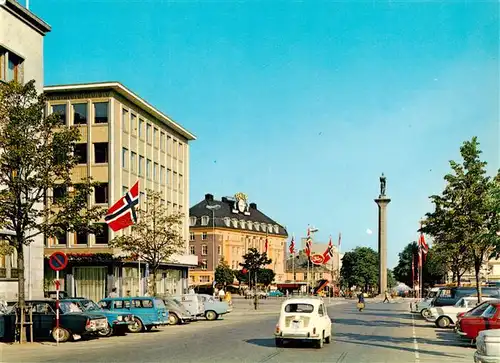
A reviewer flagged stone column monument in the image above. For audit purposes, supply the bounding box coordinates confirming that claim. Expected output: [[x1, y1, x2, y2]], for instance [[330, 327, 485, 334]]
[[375, 173, 391, 295]]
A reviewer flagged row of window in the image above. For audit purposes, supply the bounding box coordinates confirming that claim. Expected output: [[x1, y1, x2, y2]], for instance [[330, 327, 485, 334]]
[[49, 223, 109, 245], [189, 244, 222, 256], [52, 183, 108, 204], [0, 47, 23, 83], [122, 186, 183, 213], [121, 148, 183, 189], [122, 108, 183, 160], [51, 102, 109, 125], [190, 216, 280, 234], [74, 142, 108, 164]]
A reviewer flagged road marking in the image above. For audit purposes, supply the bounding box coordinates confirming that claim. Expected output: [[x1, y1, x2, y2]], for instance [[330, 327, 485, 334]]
[[411, 313, 420, 363]]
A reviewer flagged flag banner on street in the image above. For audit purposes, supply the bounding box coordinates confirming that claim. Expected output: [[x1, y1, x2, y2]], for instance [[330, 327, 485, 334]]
[[322, 236, 334, 264], [264, 236, 269, 253], [338, 232, 342, 248], [305, 227, 312, 257], [289, 236, 295, 254], [105, 181, 139, 232]]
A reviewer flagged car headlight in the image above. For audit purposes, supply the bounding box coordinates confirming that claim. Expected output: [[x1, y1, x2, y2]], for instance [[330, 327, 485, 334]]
[[117, 316, 123, 321]]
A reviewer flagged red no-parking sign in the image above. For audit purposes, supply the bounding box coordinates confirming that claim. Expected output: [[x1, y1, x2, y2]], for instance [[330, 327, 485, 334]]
[[48, 251, 68, 271]]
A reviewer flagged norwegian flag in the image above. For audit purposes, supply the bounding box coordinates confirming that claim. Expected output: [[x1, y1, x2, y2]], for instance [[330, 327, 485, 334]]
[[338, 232, 342, 248], [289, 236, 295, 254], [264, 237, 269, 254], [322, 236, 334, 264], [104, 181, 139, 232], [418, 232, 428, 264], [305, 228, 312, 257]]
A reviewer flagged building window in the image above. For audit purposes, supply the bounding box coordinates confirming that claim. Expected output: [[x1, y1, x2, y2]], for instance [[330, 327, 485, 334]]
[[94, 102, 108, 124], [190, 233, 195, 242], [173, 140, 178, 158], [154, 163, 159, 182], [74, 143, 87, 164], [178, 174, 183, 192], [131, 152, 137, 172], [224, 217, 230, 227], [153, 128, 158, 148], [52, 104, 67, 125], [178, 142, 183, 161], [94, 224, 109, 244], [190, 245, 195, 254], [201, 245, 208, 255], [239, 220, 245, 229], [73, 103, 87, 125], [75, 230, 88, 244], [232, 219, 238, 228], [94, 143, 108, 164], [94, 183, 108, 204], [202, 233, 207, 241], [139, 156, 145, 176], [254, 222, 260, 231], [160, 165, 166, 184], [122, 148, 128, 168], [140, 192, 146, 208], [217, 245, 222, 255], [173, 172, 178, 190], [52, 185, 66, 203], [0, 48, 24, 82], [189, 216, 197, 226], [122, 108, 129, 132], [146, 124, 152, 144], [274, 225, 279, 233], [160, 132, 165, 151], [131, 114, 137, 135], [261, 223, 267, 232], [167, 136, 172, 154], [138, 119, 144, 139], [54, 231, 67, 245], [247, 221, 253, 230], [201, 216, 209, 226], [200, 275, 209, 282], [201, 260, 207, 270], [146, 159, 152, 179], [166, 168, 171, 186]]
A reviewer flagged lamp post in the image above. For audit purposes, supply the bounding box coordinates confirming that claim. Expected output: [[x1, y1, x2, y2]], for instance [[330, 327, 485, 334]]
[[206, 204, 221, 285], [308, 227, 318, 295]]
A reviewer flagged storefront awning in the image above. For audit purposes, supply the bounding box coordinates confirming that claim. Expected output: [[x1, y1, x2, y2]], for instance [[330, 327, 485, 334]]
[[277, 283, 306, 289]]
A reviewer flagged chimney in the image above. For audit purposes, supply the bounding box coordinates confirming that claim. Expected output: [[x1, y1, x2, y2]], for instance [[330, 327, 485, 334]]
[[249, 203, 257, 210], [205, 194, 214, 202]]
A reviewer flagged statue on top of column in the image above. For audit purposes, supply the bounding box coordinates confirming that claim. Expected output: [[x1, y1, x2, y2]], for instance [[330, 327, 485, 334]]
[[380, 173, 387, 197]]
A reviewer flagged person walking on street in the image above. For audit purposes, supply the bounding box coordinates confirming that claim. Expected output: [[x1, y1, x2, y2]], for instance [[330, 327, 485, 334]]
[[218, 287, 225, 302], [357, 291, 365, 311], [383, 290, 390, 303]]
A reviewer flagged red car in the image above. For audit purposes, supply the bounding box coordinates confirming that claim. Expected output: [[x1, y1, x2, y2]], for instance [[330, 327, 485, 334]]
[[457, 300, 500, 340]]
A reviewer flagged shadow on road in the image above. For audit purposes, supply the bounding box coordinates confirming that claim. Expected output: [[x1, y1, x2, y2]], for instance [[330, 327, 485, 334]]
[[245, 338, 316, 349], [332, 317, 412, 328]]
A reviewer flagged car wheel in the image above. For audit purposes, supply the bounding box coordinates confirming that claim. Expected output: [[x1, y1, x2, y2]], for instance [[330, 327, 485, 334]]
[[145, 325, 154, 331], [52, 327, 70, 343], [436, 316, 451, 328], [275, 338, 283, 347], [128, 317, 144, 333], [205, 310, 218, 321], [168, 313, 180, 325], [421, 309, 431, 318], [325, 332, 331, 344], [97, 323, 113, 337], [316, 332, 324, 349]]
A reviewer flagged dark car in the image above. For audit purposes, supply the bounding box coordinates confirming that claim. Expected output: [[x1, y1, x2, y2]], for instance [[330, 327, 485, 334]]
[[2, 299, 108, 343], [63, 298, 134, 337]]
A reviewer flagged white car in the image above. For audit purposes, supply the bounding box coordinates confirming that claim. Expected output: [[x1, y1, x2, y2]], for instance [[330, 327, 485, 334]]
[[427, 296, 494, 328], [410, 287, 440, 316], [274, 297, 332, 348], [475, 329, 500, 363]]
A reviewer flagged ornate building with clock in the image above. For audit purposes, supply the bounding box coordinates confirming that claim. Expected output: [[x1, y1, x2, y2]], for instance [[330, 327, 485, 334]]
[[188, 193, 288, 286]]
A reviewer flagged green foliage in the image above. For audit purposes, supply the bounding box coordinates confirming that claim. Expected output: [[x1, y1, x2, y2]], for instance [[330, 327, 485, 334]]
[[109, 190, 185, 295], [257, 268, 276, 286], [387, 269, 396, 288], [422, 137, 500, 302], [239, 248, 272, 288], [340, 246, 378, 290], [393, 242, 418, 287], [233, 269, 248, 284], [215, 258, 235, 287], [0, 81, 104, 305]]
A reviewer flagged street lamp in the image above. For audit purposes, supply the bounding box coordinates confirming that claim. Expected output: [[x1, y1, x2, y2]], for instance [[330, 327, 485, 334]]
[[307, 227, 318, 295], [206, 204, 221, 285]]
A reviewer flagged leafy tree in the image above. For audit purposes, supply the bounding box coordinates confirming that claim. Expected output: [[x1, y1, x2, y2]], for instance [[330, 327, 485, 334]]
[[109, 190, 185, 295], [215, 258, 234, 287], [239, 248, 272, 289], [0, 81, 103, 311], [233, 269, 248, 285], [393, 242, 418, 287], [387, 269, 396, 289], [422, 137, 500, 302], [423, 249, 448, 286], [257, 268, 276, 286], [340, 247, 378, 291]]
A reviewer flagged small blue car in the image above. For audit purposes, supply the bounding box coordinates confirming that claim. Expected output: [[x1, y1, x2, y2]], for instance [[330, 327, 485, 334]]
[[98, 297, 168, 333], [198, 294, 231, 321]]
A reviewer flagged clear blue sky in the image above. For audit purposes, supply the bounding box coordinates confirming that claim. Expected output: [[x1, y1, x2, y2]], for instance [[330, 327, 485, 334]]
[[32, 1, 498, 268]]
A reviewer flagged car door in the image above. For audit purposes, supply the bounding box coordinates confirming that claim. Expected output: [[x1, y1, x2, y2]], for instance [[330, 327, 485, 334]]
[[317, 303, 329, 334], [31, 302, 55, 340]]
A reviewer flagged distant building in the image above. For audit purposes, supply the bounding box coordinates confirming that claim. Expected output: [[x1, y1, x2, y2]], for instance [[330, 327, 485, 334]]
[[43, 82, 197, 301], [189, 193, 288, 285], [0, 0, 51, 301]]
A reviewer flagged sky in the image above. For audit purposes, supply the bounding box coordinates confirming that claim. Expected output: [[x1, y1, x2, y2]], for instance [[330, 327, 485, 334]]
[[30, 0, 499, 268]]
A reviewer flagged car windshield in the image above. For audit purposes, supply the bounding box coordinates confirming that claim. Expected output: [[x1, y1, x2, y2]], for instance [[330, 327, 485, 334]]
[[285, 303, 314, 313], [454, 298, 466, 308], [77, 300, 101, 311], [467, 302, 491, 316], [172, 298, 183, 307], [154, 298, 166, 308], [481, 304, 497, 319], [59, 301, 83, 314]]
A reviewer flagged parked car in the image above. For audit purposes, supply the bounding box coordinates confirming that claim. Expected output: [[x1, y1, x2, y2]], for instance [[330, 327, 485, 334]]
[[173, 294, 205, 319], [64, 298, 134, 337], [410, 287, 441, 315], [268, 290, 284, 298], [457, 300, 500, 341], [163, 297, 195, 325], [426, 296, 496, 328], [432, 287, 500, 307], [198, 294, 231, 321], [2, 299, 107, 343], [475, 328, 500, 363], [456, 300, 495, 332], [274, 297, 332, 348], [98, 297, 168, 333]]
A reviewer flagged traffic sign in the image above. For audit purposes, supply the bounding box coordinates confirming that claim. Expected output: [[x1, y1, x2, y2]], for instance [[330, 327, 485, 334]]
[[49, 251, 68, 271], [310, 254, 325, 265]]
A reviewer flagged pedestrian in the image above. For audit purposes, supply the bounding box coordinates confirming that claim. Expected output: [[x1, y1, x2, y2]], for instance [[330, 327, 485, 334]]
[[218, 287, 225, 302], [108, 287, 118, 298], [383, 290, 390, 303], [357, 290, 365, 311]]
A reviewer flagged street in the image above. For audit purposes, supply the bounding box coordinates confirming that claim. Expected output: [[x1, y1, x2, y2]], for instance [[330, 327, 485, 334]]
[[1, 298, 475, 363]]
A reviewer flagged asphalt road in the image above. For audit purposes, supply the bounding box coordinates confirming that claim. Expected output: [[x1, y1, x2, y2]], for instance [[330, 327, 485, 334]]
[[1, 298, 475, 363]]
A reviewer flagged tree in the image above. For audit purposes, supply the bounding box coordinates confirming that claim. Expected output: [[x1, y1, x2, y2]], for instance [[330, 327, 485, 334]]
[[233, 269, 248, 286], [387, 269, 396, 289], [422, 249, 448, 286], [239, 248, 272, 289], [393, 242, 418, 287], [422, 137, 500, 303], [215, 258, 234, 287], [109, 190, 185, 295], [257, 268, 275, 286], [0, 81, 103, 310], [340, 247, 378, 291]]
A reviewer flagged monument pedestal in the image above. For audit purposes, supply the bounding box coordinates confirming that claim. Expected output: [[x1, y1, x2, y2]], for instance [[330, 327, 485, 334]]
[[375, 196, 391, 295]]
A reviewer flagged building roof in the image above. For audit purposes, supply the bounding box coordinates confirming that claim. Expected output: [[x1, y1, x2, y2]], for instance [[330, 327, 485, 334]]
[[1, 0, 51, 35], [189, 193, 288, 237], [44, 82, 196, 141]]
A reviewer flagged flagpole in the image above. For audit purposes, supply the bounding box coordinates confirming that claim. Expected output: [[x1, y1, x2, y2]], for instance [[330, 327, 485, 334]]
[[138, 255, 142, 296]]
